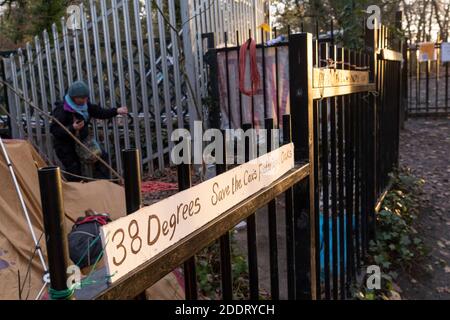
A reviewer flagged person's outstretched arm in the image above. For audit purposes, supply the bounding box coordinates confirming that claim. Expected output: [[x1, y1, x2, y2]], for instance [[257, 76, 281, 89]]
[[88, 103, 120, 119]]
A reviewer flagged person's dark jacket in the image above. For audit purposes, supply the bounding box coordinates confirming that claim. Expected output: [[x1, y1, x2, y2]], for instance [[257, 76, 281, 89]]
[[50, 100, 118, 179], [50, 100, 118, 147]]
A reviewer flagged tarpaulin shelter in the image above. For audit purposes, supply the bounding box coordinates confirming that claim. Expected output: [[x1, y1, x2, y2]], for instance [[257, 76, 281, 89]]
[[0, 140, 183, 300]]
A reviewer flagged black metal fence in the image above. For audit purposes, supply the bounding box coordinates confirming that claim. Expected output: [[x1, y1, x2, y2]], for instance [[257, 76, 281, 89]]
[[407, 42, 450, 116], [36, 17, 405, 300]]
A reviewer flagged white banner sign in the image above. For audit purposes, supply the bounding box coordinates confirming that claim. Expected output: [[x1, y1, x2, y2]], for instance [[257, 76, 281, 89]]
[[441, 42, 450, 62], [101, 143, 295, 283]]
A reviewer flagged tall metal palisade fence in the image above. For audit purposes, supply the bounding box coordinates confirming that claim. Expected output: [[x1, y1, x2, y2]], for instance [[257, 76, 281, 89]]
[[2, 0, 269, 173]]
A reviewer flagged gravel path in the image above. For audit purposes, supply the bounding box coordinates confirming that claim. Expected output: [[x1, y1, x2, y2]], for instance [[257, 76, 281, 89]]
[[396, 116, 450, 300]]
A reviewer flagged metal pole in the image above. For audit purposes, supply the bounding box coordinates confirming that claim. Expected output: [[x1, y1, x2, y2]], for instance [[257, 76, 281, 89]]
[[122, 149, 142, 215], [243, 122, 259, 300], [216, 129, 232, 300], [122, 148, 147, 300], [176, 139, 198, 300], [38, 166, 69, 299], [265, 118, 279, 300]]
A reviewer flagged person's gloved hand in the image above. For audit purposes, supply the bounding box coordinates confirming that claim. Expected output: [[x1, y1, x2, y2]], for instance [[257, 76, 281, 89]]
[[73, 120, 85, 131], [117, 106, 128, 115]]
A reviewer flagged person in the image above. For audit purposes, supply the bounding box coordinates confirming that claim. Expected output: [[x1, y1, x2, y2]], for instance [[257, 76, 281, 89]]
[[50, 80, 128, 181]]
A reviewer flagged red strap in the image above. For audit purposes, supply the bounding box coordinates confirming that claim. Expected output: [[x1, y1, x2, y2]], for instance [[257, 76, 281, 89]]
[[76, 215, 109, 226], [239, 38, 260, 96]]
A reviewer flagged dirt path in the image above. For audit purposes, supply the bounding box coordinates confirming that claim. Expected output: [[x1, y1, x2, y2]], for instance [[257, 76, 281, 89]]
[[396, 116, 450, 300]]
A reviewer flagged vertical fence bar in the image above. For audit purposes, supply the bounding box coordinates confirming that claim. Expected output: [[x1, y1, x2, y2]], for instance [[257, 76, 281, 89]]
[[72, 29, 83, 82], [26, 43, 44, 154], [435, 45, 439, 113], [265, 118, 279, 300], [194, 0, 206, 99], [344, 89, 355, 296], [446, 58, 449, 114], [262, 29, 268, 119], [43, 30, 57, 115], [79, 4, 99, 143], [168, 0, 185, 130], [216, 130, 233, 300], [123, 0, 142, 154], [89, 0, 114, 168], [52, 24, 65, 101], [0, 58, 11, 137], [8, 56, 23, 139], [145, 0, 165, 169], [156, 0, 175, 154], [335, 46, 345, 300], [38, 167, 70, 300], [133, 0, 154, 172], [283, 114, 296, 300], [110, 0, 130, 150], [426, 59, 430, 113], [320, 41, 331, 300], [35, 37, 53, 161], [103, 0, 124, 167], [62, 18, 74, 87], [329, 44, 338, 301], [242, 122, 259, 300], [224, 32, 232, 129], [17, 50, 33, 141], [180, 0, 201, 135], [274, 28, 281, 128], [288, 32, 316, 300]]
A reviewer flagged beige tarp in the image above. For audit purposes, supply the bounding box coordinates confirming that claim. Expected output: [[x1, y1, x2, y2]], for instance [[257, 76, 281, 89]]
[[0, 140, 183, 300]]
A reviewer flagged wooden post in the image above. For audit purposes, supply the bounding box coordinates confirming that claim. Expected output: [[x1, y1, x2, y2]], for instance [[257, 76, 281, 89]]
[[288, 32, 316, 300]]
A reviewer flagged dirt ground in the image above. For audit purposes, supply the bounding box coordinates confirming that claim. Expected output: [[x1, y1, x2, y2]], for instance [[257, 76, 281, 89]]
[[396, 116, 450, 300]]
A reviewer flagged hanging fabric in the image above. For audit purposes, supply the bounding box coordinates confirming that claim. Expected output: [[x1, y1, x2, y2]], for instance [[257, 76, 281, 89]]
[[239, 38, 261, 96]]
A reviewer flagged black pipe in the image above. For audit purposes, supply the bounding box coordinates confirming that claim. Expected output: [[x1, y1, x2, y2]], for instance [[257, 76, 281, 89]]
[[176, 139, 198, 300], [122, 149, 142, 215], [38, 166, 70, 299], [122, 149, 146, 300], [265, 118, 279, 300], [243, 122, 259, 300]]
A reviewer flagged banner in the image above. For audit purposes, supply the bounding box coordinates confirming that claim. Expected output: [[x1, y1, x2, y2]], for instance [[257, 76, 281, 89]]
[[101, 144, 295, 283], [441, 42, 450, 62], [418, 42, 437, 62]]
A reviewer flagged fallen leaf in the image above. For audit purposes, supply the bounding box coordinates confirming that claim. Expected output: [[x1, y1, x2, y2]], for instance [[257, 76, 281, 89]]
[[437, 241, 446, 248]]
